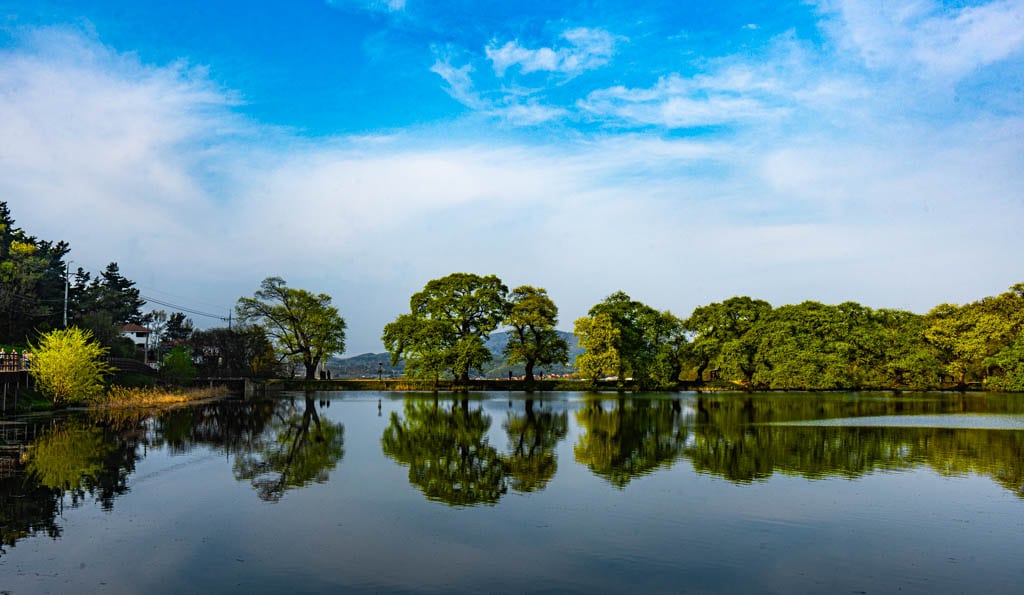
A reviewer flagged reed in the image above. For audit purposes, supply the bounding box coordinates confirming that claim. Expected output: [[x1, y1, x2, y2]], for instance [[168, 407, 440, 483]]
[[94, 385, 230, 409]]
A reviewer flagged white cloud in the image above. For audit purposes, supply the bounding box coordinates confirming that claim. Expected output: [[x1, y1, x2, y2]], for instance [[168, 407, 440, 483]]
[[578, 72, 789, 128], [817, 0, 1024, 80], [486, 27, 619, 77], [430, 54, 568, 126], [429, 58, 485, 109], [487, 102, 569, 126]]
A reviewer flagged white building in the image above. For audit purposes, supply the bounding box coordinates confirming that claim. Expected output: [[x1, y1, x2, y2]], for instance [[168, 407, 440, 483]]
[[120, 324, 152, 350]]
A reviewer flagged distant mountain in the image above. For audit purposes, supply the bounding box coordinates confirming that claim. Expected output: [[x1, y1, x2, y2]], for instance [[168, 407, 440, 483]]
[[328, 330, 581, 379]]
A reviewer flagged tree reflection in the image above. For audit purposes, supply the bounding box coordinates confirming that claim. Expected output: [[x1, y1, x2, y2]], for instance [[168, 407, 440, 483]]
[[1, 456, 63, 556], [574, 398, 690, 488], [503, 399, 568, 493], [686, 394, 1024, 497], [232, 394, 345, 502], [25, 421, 113, 495], [382, 397, 509, 506], [22, 419, 139, 510]]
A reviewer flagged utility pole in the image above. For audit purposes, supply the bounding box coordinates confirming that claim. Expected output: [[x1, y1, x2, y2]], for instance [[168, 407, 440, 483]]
[[63, 260, 73, 328]]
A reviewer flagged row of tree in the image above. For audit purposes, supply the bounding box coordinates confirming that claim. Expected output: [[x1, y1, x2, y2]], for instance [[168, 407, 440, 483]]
[[379, 272, 1024, 391], [677, 288, 1024, 390]]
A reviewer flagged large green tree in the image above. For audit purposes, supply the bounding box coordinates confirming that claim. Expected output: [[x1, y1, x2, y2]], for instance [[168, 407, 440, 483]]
[[504, 286, 569, 383], [684, 296, 772, 383], [575, 292, 685, 389], [235, 277, 347, 380], [382, 273, 508, 383]]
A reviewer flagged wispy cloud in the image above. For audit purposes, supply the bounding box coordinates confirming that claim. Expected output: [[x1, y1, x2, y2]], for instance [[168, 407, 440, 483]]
[[326, 0, 406, 14], [578, 73, 787, 128], [430, 52, 567, 125], [816, 0, 1024, 80], [486, 27, 620, 77], [429, 58, 485, 109]]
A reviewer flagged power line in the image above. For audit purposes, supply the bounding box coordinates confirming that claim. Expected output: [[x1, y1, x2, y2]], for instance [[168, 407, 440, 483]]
[[139, 294, 231, 322]]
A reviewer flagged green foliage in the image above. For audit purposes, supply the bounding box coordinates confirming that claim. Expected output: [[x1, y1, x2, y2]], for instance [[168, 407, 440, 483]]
[[70, 263, 145, 329], [504, 286, 569, 382], [575, 292, 687, 389], [163, 312, 194, 343], [28, 327, 112, 405], [573, 313, 620, 383], [987, 337, 1024, 391], [685, 296, 772, 383], [874, 309, 941, 389], [236, 277, 347, 380], [382, 272, 508, 383], [0, 201, 70, 343], [189, 326, 278, 378], [925, 287, 1024, 387], [161, 346, 196, 385]]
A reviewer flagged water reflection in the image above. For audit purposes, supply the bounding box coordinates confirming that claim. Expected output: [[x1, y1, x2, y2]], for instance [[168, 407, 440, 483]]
[[503, 399, 568, 493], [2, 392, 1023, 561], [0, 396, 343, 556], [574, 398, 691, 488], [382, 397, 508, 506], [2, 417, 140, 556], [233, 393, 345, 502], [687, 394, 1024, 497]]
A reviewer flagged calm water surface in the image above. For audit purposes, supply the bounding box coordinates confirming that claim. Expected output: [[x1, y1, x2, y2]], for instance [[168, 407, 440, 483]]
[[2, 391, 1023, 594]]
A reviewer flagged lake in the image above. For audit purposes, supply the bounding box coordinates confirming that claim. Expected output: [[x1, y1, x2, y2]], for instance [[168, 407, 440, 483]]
[[2, 391, 1023, 594]]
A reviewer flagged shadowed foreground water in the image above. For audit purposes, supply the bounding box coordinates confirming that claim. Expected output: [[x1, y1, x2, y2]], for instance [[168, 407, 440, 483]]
[[2, 391, 1023, 593]]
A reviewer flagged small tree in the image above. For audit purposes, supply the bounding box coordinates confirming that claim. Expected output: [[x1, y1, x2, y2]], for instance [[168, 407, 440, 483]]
[[161, 346, 197, 386], [29, 327, 111, 405]]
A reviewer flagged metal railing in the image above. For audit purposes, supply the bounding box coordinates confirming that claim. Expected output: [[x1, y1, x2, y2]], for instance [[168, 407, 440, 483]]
[[0, 351, 30, 373]]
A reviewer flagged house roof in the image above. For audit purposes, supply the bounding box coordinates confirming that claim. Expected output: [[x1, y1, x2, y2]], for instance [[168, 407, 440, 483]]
[[121, 324, 150, 333]]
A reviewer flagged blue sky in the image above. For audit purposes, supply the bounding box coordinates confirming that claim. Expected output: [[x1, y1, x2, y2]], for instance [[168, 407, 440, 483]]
[[2, 0, 1023, 354]]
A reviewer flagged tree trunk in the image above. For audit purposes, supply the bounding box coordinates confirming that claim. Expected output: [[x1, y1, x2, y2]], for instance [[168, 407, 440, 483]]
[[695, 357, 708, 383], [524, 360, 535, 384]]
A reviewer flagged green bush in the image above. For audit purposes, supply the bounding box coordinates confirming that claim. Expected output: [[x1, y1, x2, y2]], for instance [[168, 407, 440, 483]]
[[161, 346, 197, 386], [28, 327, 112, 405]]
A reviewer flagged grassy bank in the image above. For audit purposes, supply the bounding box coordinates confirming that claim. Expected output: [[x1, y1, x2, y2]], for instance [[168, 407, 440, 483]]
[[92, 385, 231, 409]]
